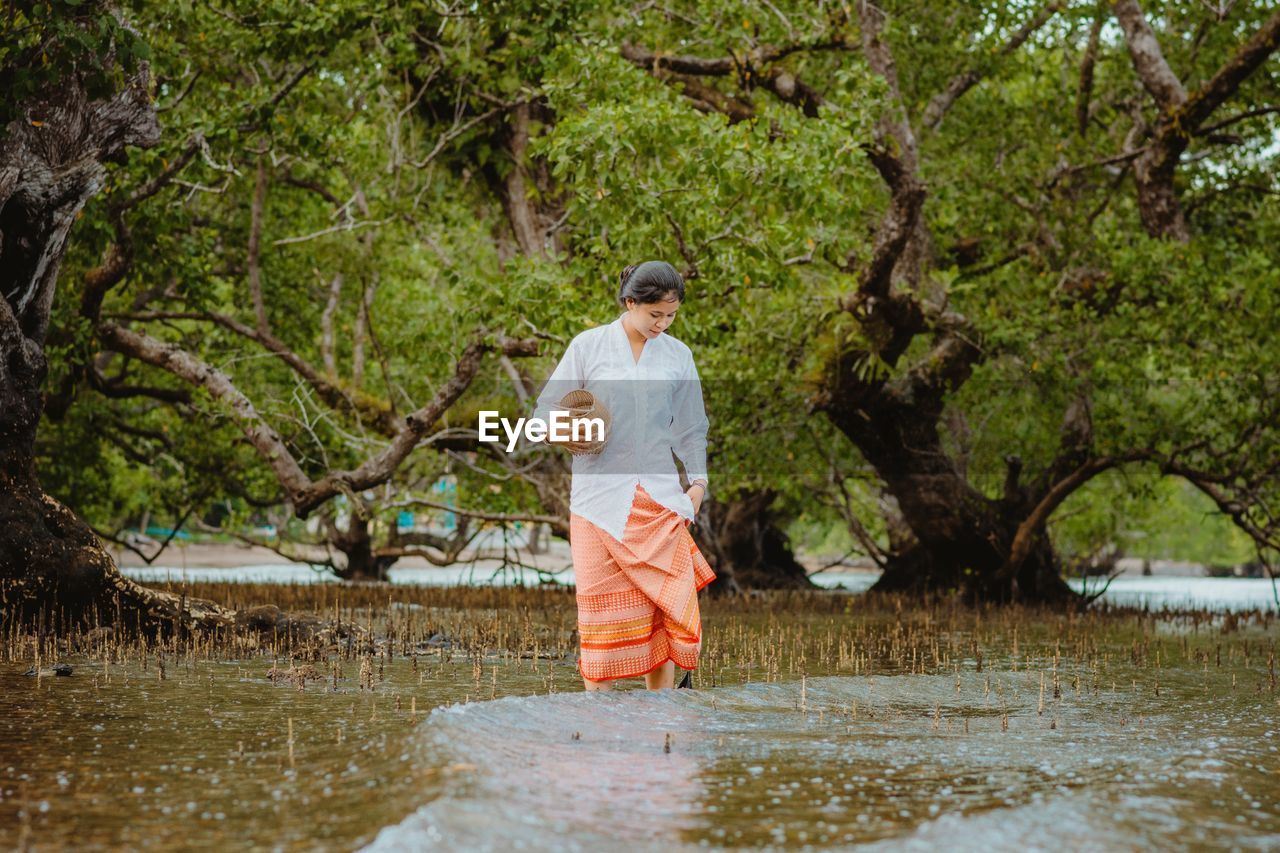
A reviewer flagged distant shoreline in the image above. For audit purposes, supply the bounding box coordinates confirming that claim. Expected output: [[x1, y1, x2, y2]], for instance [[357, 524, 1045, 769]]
[[108, 541, 572, 571], [110, 542, 1230, 579]]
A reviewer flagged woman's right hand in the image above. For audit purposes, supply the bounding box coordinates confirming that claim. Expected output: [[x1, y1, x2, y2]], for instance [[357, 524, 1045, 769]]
[[686, 483, 705, 516]]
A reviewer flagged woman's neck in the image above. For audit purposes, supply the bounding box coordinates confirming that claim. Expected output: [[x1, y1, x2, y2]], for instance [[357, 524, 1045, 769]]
[[622, 314, 647, 346]]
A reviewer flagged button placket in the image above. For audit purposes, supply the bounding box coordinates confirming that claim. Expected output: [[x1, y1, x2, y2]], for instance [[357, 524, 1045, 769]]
[[632, 348, 643, 487]]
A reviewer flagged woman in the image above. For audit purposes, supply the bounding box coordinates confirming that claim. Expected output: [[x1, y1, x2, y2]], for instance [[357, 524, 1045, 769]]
[[534, 260, 715, 691]]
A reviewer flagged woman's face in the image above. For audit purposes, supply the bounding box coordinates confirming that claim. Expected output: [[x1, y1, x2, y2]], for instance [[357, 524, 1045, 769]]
[[625, 295, 681, 339]]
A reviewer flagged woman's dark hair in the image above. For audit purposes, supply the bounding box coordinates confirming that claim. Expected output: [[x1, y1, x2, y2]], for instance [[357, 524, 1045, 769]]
[[617, 260, 685, 306]]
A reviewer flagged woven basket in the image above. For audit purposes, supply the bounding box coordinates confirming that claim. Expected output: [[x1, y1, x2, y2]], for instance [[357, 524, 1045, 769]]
[[556, 389, 611, 455]]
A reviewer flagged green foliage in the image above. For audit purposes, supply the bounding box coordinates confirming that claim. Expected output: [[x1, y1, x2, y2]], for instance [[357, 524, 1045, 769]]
[[1053, 469, 1255, 567], [0, 0, 151, 128], [29, 0, 1280, 566], [524, 37, 884, 501]]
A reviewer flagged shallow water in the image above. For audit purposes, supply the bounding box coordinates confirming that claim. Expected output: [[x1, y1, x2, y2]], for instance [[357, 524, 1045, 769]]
[[1066, 576, 1280, 612], [120, 564, 1279, 613], [0, 652, 565, 849], [5, 602, 1277, 850], [811, 573, 1279, 612], [368, 663, 1279, 851]]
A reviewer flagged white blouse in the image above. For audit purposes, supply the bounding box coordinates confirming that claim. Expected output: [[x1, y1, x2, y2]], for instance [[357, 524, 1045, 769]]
[[533, 314, 709, 542]]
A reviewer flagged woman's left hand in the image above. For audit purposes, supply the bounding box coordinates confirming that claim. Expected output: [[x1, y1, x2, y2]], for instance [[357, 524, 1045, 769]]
[[686, 483, 705, 517]]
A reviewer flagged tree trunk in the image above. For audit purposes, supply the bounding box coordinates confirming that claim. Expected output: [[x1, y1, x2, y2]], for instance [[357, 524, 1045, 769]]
[[1132, 148, 1190, 242], [697, 490, 814, 594], [871, 529, 1071, 603], [0, 314, 231, 631], [330, 514, 397, 582], [824, 390, 1077, 604], [0, 69, 232, 632]]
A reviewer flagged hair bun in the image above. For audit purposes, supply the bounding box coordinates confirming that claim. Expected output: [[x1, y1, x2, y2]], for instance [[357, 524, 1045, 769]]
[[616, 260, 686, 307]]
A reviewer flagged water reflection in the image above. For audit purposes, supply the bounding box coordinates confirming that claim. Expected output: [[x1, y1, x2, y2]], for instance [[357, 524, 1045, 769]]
[[367, 691, 707, 851], [371, 669, 1278, 850]]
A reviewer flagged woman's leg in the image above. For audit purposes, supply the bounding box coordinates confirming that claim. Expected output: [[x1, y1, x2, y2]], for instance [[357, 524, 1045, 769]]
[[645, 660, 676, 690], [582, 674, 614, 691]]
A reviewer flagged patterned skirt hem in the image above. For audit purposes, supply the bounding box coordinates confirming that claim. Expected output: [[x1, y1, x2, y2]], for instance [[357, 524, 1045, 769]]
[[578, 650, 702, 683]]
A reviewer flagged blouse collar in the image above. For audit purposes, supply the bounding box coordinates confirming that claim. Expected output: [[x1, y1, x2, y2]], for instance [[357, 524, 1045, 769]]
[[615, 313, 657, 364]]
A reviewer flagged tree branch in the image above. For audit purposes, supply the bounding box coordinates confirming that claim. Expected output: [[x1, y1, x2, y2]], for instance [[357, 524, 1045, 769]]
[[1076, 12, 1106, 136], [665, 211, 699, 279], [69, 64, 317, 359], [247, 155, 270, 336], [619, 38, 852, 77], [496, 102, 546, 258], [272, 216, 394, 247], [108, 309, 400, 435], [1000, 450, 1152, 579], [1119, 6, 1280, 239], [1027, 391, 1101, 502], [282, 173, 342, 207], [1161, 460, 1280, 555], [1195, 105, 1280, 137], [118, 137, 202, 214], [620, 37, 843, 121], [98, 321, 314, 497], [410, 102, 520, 169], [1181, 10, 1280, 131], [1113, 0, 1188, 110], [373, 545, 463, 568], [384, 496, 562, 526], [840, 144, 926, 304], [80, 209, 134, 323], [651, 71, 757, 122], [89, 363, 193, 405], [191, 519, 338, 572], [236, 63, 316, 133], [319, 272, 342, 376], [100, 317, 541, 520], [922, 1, 1063, 132], [858, 1, 919, 171], [291, 335, 527, 516], [892, 309, 982, 405], [757, 67, 826, 117]]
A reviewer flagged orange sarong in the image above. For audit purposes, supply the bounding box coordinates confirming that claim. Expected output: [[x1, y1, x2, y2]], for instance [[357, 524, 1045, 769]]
[[570, 485, 716, 681]]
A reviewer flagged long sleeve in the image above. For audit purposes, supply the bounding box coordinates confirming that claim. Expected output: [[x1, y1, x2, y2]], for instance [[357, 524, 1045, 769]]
[[538, 317, 706, 539], [670, 354, 709, 486], [532, 336, 585, 424]]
